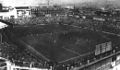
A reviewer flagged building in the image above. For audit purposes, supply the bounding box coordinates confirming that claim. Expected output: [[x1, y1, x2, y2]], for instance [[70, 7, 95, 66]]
[[0, 7, 17, 20], [0, 6, 32, 20], [31, 6, 66, 17], [15, 6, 31, 18]]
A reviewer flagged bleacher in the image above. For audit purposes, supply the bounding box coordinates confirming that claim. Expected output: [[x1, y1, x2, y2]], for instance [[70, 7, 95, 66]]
[[0, 42, 50, 69]]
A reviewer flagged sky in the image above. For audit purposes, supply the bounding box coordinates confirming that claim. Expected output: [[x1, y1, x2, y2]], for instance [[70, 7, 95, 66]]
[[0, 0, 120, 7]]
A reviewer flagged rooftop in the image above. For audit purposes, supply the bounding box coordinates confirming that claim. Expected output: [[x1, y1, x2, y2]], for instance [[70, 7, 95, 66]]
[[15, 6, 29, 9]]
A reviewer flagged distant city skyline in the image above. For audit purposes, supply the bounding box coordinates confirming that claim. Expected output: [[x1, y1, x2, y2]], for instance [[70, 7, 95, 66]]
[[0, 0, 120, 7]]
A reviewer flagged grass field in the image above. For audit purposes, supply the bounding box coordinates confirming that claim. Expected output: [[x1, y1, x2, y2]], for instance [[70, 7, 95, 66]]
[[8, 24, 111, 63]]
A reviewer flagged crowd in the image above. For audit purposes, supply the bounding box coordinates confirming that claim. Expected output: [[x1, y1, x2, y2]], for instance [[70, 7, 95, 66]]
[[0, 42, 50, 68], [0, 42, 117, 70], [53, 50, 114, 70]]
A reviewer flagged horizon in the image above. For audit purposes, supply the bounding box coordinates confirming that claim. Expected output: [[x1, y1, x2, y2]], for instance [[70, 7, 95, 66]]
[[0, 0, 120, 8]]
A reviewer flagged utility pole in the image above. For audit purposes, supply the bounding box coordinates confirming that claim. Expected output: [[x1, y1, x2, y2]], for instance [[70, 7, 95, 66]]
[[46, 0, 53, 7], [47, 0, 50, 7]]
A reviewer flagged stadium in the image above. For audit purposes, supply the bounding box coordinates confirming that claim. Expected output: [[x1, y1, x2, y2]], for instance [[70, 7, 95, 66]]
[[0, 21, 119, 70]]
